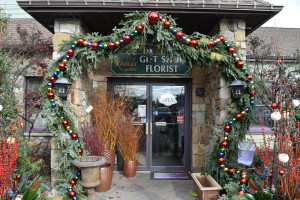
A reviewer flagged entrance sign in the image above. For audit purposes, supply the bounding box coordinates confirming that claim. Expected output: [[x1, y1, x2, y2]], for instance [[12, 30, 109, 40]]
[[159, 93, 177, 106], [177, 116, 184, 123], [111, 53, 190, 75]]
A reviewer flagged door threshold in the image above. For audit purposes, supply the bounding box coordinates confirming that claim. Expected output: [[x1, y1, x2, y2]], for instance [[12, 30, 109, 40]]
[[150, 172, 191, 180]]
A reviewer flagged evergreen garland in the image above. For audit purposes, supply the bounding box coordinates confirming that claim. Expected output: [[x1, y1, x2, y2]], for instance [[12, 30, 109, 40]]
[[41, 11, 255, 198]]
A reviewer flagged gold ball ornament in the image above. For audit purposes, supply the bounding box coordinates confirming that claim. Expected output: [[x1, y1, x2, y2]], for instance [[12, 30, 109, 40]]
[[62, 59, 68, 64], [141, 23, 145, 26], [115, 41, 120, 47], [224, 137, 228, 141], [186, 38, 191, 44], [48, 88, 52, 92], [224, 168, 228, 171], [217, 39, 220, 42], [83, 41, 88, 46], [162, 19, 166, 22], [241, 111, 246, 115], [252, 85, 255, 89], [242, 174, 247, 178], [66, 126, 71, 131], [235, 57, 240, 62]]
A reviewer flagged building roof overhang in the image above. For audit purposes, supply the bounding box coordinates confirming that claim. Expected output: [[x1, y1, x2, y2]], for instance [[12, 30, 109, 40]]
[[18, 0, 283, 36]]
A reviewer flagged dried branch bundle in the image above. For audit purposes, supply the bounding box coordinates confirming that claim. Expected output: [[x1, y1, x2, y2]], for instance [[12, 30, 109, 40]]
[[81, 122, 103, 156], [90, 90, 128, 150], [117, 113, 143, 161]]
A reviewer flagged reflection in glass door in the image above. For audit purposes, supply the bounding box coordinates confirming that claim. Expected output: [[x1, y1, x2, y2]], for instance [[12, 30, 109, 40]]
[[112, 81, 189, 172], [113, 85, 148, 169], [151, 85, 185, 168]]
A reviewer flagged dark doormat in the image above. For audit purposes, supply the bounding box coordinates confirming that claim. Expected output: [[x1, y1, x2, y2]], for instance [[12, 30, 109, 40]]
[[150, 172, 191, 180]]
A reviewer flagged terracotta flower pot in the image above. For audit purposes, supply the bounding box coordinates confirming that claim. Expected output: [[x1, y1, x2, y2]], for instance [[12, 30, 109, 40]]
[[191, 173, 222, 200], [95, 149, 115, 192], [124, 160, 137, 177], [95, 163, 113, 192]]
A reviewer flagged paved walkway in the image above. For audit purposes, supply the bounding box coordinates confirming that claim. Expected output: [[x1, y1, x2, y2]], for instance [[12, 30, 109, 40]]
[[95, 171, 196, 200]]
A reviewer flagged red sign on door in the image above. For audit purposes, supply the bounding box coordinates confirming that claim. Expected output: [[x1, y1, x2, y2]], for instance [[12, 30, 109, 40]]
[[177, 116, 184, 123]]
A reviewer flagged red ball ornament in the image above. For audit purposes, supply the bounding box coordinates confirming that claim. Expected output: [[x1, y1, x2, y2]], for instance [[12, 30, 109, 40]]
[[249, 91, 256, 97], [71, 133, 78, 140], [221, 141, 228, 148], [271, 103, 278, 109], [218, 157, 225, 164], [62, 120, 69, 127], [108, 42, 116, 50], [68, 190, 76, 198], [190, 40, 198, 47], [136, 25, 143, 33], [48, 76, 56, 83], [208, 40, 214, 48], [238, 190, 246, 195], [228, 47, 235, 54], [77, 38, 84, 46], [176, 32, 183, 39], [76, 166, 81, 171], [269, 170, 273, 177], [58, 63, 66, 71], [124, 35, 131, 43], [240, 178, 248, 184], [279, 170, 284, 175], [237, 61, 244, 68], [15, 174, 21, 179], [235, 113, 242, 121], [91, 42, 98, 50], [277, 59, 282, 64], [78, 148, 83, 156], [148, 12, 159, 24], [67, 49, 74, 56], [219, 36, 225, 42], [224, 125, 231, 132], [69, 179, 76, 186], [228, 168, 236, 175], [247, 75, 253, 81], [47, 92, 54, 99], [164, 21, 171, 29]]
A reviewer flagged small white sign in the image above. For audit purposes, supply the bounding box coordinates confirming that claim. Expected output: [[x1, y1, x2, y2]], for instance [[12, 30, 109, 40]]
[[85, 105, 93, 113], [159, 93, 177, 106], [138, 105, 146, 117]]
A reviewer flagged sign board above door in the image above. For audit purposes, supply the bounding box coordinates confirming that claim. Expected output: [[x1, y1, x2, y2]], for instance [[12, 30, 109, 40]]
[[111, 53, 190, 75]]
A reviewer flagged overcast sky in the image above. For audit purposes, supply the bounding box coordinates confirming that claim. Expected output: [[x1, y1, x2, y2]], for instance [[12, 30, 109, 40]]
[[1, 0, 300, 28]]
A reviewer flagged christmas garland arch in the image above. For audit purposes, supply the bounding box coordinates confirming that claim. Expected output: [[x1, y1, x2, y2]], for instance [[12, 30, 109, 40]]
[[42, 11, 256, 199]]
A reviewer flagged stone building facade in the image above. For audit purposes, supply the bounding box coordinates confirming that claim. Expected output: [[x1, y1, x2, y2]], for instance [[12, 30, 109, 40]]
[[16, 0, 282, 190]]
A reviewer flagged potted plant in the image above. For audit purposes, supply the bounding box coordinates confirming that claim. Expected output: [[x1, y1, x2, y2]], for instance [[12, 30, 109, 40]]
[[81, 122, 112, 192], [117, 112, 143, 177], [191, 173, 222, 200], [90, 91, 128, 188]]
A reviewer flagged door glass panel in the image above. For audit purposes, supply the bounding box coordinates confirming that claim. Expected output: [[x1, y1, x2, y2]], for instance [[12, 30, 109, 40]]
[[113, 85, 147, 167], [151, 85, 185, 167]]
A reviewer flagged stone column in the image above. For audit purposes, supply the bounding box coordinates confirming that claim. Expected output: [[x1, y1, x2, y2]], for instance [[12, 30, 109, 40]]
[[190, 19, 247, 172], [51, 19, 89, 194]]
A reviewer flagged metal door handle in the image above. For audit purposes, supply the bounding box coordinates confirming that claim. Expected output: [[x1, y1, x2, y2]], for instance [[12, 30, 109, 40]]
[[150, 122, 152, 135], [146, 122, 149, 135]]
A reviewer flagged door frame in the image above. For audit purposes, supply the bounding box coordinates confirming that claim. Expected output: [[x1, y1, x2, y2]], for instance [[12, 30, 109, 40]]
[[108, 78, 192, 172]]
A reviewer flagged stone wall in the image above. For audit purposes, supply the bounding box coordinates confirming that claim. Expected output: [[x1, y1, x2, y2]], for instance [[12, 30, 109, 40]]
[[25, 133, 52, 156]]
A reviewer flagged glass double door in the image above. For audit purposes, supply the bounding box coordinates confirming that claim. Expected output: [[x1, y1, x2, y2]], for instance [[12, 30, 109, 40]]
[[112, 80, 189, 172]]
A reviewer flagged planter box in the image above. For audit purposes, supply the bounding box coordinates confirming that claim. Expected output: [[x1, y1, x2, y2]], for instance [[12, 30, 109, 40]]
[[191, 173, 222, 200]]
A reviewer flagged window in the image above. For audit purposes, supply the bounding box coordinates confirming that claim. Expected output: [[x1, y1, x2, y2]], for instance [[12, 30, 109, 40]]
[[25, 78, 47, 132]]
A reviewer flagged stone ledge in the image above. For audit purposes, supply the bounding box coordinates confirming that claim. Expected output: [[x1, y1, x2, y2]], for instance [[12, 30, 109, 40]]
[[24, 132, 52, 137]]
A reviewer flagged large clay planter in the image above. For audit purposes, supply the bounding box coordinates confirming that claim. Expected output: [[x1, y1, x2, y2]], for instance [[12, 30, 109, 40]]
[[124, 160, 137, 177], [95, 163, 113, 192], [191, 173, 222, 200], [95, 149, 115, 192], [72, 156, 106, 200]]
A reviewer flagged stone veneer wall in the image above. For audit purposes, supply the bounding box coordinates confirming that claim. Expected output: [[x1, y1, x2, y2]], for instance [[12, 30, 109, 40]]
[[49, 18, 247, 188]]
